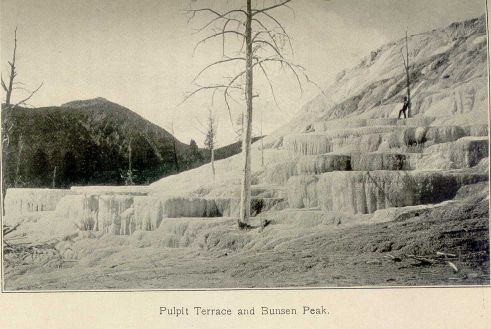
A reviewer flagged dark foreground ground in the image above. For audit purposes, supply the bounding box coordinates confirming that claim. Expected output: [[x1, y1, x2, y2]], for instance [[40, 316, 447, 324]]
[[3, 185, 489, 290]]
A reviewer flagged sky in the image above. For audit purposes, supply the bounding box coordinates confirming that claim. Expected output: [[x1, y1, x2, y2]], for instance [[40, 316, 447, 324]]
[[1, 0, 486, 146]]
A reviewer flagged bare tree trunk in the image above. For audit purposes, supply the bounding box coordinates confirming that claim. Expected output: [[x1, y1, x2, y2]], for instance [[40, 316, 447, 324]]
[[169, 122, 180, 172], [211, 146, 215, 179], [4, 28, 17, 108], [172, 138, 179, 172], [1, 122, 13, 216], [260, 111, 264, 167], [405, 31, 411, 118], [203, 108, 217, 178], [239, 0, 254, 228], [125, 140, 135, 185], [14, 134, 23, 187], [128, 140, 132, 173], [52, 166, 57, 188]]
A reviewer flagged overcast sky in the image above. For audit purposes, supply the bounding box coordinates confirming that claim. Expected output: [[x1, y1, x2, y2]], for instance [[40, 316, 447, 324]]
[[1, 0, 486, 146]]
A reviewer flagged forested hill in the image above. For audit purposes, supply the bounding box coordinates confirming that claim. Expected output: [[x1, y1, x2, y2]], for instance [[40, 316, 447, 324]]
[[1, 97, 209, 189]]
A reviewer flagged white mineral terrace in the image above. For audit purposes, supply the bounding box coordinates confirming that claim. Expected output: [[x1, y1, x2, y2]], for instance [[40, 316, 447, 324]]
[[3, 18, 489, 238], [4, 118, 488, 235]]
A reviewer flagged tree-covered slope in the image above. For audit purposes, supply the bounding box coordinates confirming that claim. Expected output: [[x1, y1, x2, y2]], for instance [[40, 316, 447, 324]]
[[2, 98, 195, 188]]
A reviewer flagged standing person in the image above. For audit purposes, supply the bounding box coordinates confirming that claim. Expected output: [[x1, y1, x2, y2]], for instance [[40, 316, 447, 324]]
[[398, 96, 410, 119]]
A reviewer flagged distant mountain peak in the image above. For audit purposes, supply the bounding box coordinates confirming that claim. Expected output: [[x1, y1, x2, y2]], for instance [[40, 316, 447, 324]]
[[61, 97, 118, 109]]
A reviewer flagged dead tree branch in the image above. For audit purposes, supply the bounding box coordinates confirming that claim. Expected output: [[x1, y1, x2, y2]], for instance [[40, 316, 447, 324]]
[[191, 57, 246, 84], [2, 27, 43, 109], [13, 82, 44, 108], [252, 39, 284, 57], [3, 27, 18, 108], [252, 0, 293, 15], [193, 30, 246, 55], [257, 61, 280, 109], [253, 11, 293, 54]]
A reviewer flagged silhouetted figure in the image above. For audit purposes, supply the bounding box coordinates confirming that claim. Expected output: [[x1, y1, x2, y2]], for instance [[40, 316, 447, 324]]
[[398, 96, 410, 119]]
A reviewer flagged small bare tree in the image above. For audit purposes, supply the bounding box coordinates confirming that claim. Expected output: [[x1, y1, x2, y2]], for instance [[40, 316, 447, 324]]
[[52, 166, 57, 188], [260, 109, 264, 167], [1, 27, 43, 110], [168, 121, 180, 172], [204, 109, 218, 178], [13, 134, 24, 187], [122, 139, 136, 185], [184, 0, 316, 228], [400, 30, 411, 118]]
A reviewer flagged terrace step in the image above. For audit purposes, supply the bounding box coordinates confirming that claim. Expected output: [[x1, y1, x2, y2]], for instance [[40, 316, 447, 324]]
[[312, 116, 436, 131], [287, 170, 488, 214], [55, 194, 286, 235], [284, 125, 473, 155]]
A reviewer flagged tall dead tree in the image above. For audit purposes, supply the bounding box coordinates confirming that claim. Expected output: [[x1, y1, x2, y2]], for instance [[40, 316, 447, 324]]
[[2, 28, 17, 108], [204, 109, 218, 178], [52, 166, 57, 188], [1, 27, 43, 110], [2, 27, 43, 212], [123, 139, 135, 185], [260, 110, 264, 167], [185, 0, 314, 228], [13, 134, 24, 187], [401, 30, 411, 118], [168, 121, 180, 172]]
